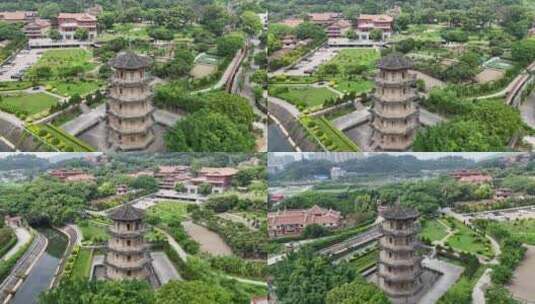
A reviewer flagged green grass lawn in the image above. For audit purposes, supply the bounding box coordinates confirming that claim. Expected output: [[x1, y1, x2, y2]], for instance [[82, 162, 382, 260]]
[[78, 220, 109, 243], [147, 201, 189, 225], [494, 219, 535, 245], [29, 49, 96, 77], [269, 85, 338, 110], [71, 247, 93, 280], [332, 77, 373, 94], [0, 81, 33, 91], [327, 48, 379, 73], [421, 219, 448, 242], [445, 218, 493, 257], [46, 79, 104, 97], [0, 92, 59, 115]]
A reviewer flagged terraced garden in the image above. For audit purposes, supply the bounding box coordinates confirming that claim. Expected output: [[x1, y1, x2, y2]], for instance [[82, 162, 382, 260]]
[[26, 123, 96, 152], [300, 115, 360, 151]]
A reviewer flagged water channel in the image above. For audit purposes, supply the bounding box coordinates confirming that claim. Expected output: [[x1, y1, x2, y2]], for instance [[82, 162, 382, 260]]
[[268, 122, 294, 152], [12, 227, 67, 304]]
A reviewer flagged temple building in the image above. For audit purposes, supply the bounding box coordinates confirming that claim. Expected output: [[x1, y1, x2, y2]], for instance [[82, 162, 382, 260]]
[[267, 205, 342, 238], [105, 204, 151, 281], [107, 51, 156, 151], [370, 52, 419, 151], [377, 204, 423, 304]]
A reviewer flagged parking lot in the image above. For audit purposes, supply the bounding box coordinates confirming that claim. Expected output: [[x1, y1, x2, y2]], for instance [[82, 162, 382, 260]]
[[0, 49, 42, 81], [468, 206, 535, 221], [275, 47, 341, 76]]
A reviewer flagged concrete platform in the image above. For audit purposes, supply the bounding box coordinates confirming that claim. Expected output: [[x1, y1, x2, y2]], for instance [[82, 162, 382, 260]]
[[150, 251, 181, 284]]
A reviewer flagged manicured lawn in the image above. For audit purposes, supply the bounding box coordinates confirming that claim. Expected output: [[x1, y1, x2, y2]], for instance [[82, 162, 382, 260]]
[[29, 49, 96, 77], [445, 218, 493, 257], [421, 219, 448, 242], [269, 85, 338, 110], [495, 219, 535, 245], [327, 48, 379, 73], [300, 115, 360, 151], [71, 247, 93, 280], [78, 220, 109, 244], [0, 92, 59, 116], [46, 80, 104, 97], [147, 201, 189, 225], [332, 77, 373, 94]]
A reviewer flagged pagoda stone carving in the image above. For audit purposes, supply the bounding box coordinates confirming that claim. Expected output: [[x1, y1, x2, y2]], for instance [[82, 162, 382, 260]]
[[107, 51, 155, 151], [378, 204, 423, 304], [105, 204, 151, 281], [370, 52, 419, 151]]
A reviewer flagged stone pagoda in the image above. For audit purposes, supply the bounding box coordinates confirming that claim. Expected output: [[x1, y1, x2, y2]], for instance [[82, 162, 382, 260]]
[[105, 204, 151, 281], [107, 51, 155, 151], [377, 203, 423, 304], [370, 52, 419, 151]]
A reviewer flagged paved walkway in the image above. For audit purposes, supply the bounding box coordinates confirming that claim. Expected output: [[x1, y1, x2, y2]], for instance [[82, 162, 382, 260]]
[[419, 258, 465, 304], [432, 219, 455, 246], [520, 93, 535, 129], [332, 109, 370, 131], [420, 108, 446, 126], [0, 231, 47, 304], [150, 251, 182, 283], [61, 104, 105, 136], [154, 109, 182, 127], [2, 225, 31, 261], [473, 268, 492, 304], [268, 96, 300, 118], [154, 227, 188, 261]]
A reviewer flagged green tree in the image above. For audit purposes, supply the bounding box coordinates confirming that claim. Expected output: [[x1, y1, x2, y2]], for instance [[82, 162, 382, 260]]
[[49, 29, 61, 41], [369, 29, 383, 41], [216, 33, 244, 58], [198, 183, 213, 195], [302, 223, 329, 238], [156, 280, 232, 304], [38, 3, 60, 19], [240, 11, 262, 35], [326, 279, 390, 304], [74, 28, 89, 41], [165, 110, 256, 152]]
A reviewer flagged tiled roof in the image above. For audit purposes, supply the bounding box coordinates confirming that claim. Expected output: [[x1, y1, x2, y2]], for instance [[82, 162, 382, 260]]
[[58, 13, 97, 21], [378, 52, 412, 70], [382, 205, 419, 220], [109, 204, 144, 221], [268, 205, 342, 226], [109, 51, 152, 70], [199, 167, 238, 176]]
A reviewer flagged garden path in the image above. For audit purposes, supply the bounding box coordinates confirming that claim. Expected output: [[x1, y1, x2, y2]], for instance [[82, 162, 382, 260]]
[[2, 223, 31, 261], [433, 219, 455, 246], [472, 268, 492, 304], [268, 96, 300, 118]]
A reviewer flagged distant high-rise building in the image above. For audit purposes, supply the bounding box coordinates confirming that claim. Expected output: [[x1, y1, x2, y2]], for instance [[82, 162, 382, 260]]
[[370, 52, 419, 151]]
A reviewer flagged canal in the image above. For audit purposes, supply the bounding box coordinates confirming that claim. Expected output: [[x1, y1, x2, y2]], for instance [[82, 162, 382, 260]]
[[268, 121, 294, 152], [12, 227, 67, 304]]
